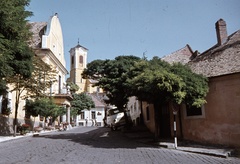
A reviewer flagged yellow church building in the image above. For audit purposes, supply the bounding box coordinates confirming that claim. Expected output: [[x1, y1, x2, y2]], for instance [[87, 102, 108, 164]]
[[0, 14, 72, 134]]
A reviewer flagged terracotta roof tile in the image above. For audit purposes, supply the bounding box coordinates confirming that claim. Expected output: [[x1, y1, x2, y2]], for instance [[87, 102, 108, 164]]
[[188, 30, 240, 77], [162, 44, 194, 64], [89, 94, 105, 108], [28, 22, 47, 48]]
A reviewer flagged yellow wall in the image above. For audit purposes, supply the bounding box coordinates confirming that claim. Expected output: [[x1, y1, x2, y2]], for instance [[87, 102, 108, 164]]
[[180, 73, 240, 147], [42, 14, 65, 66], [141, 102, 155, 134]]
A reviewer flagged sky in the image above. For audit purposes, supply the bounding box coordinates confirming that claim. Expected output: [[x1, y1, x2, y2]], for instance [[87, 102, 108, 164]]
[[27, 0, 240, 72]]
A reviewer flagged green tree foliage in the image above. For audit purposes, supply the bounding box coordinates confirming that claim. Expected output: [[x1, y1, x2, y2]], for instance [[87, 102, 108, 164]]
[[127, 57, 209, 139], [25, 99, 38, 117], [25, 98, 66, 122], [70, 93, 95, 116], [170, 63, 209, 107], [66, 82, 79, 93], [82, 59, 105, 80], [127, 57, 208, 107], [0, 0, 34, 94], [82, 55, 141, 110], [6, 56, 57, 127], [127, 57, 186, 105], [24, 56, 57, 98]]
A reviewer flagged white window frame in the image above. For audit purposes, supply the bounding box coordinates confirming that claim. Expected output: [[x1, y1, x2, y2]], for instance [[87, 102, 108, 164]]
[[183, 104, 206, 119]]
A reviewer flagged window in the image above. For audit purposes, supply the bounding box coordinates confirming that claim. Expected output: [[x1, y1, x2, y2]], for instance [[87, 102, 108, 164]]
[[146, 106, 150, 121], [79, 55, 83, 64], [58, 75, 61, 94], [108, 109, 120, 116], [186, 105, 202, 116], [1, 96, 9, 115], [91, 111, 96, 119], [80, 112, 85, 119], [71, 56, 74, 65], [0, 93, 12, 115], [185, 104, 205, 119]]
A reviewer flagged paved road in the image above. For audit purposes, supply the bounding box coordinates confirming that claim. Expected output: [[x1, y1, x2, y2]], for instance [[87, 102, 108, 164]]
[[0, 127, 239, 164]]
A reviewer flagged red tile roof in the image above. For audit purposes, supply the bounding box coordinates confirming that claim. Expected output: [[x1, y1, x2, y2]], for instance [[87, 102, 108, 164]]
[[188, 30, 240, 77], [162, 44, 194, 64]]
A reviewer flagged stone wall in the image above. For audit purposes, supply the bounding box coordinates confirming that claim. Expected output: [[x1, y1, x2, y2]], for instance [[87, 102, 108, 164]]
[[0, 115, 41, 135], [0, 115, 14, 135]]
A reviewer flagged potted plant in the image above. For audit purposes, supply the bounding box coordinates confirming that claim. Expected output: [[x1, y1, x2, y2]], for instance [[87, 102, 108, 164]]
[[33, 126, 43, 132], [19, 124, 30, 135]]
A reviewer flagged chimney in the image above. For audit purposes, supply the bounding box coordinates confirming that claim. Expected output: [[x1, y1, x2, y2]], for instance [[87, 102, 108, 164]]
[[215, 19, 228, 45]]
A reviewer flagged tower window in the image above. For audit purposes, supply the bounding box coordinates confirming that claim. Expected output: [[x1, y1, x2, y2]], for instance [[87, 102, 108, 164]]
[[71, 56, 74, 65], [79, 56, 83, 64]]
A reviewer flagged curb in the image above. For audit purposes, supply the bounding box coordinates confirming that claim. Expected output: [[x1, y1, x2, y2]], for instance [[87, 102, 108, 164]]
[[0, 129, 58, 143], [123, 131, 234, 158], [153, 141, 234, 158]]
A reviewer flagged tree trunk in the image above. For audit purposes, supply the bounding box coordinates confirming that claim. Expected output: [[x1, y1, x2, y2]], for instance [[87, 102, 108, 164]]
[[14, 102, 18, 127], [13, 89, 20, 128]]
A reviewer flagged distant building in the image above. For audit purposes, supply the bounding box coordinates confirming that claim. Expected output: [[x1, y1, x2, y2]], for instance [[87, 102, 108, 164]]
[[0, 14, 72, 134], [77, 94, 105, 127], [68, 43, 106, 126], [68, 43, 88, 93], [127, 97, 141, 126]]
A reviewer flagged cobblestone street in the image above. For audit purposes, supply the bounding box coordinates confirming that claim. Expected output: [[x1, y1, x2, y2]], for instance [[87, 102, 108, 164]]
[[0, 127, 239, 164]]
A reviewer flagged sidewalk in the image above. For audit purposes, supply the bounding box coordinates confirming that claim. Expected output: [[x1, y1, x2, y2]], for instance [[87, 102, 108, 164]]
[[122, 125, 239, 158], [0, 130, 57, 143], [1, 126, 239, 158], [0, 124, 75, 143]]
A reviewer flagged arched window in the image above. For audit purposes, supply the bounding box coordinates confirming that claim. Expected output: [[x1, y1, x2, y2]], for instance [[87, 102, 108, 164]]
[[71, 56, 74, 66], [79, 55, 83, 64]]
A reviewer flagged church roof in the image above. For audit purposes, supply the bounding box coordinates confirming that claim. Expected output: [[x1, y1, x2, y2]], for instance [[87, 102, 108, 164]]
[[74, 43, 88, 51]]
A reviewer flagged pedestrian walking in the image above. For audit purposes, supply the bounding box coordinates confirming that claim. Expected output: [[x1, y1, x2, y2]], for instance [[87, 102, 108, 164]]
[[91, 119, 94, 126], [94, 119, 98, 126]]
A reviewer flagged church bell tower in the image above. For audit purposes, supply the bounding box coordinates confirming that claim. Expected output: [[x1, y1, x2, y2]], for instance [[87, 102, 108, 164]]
[[69, 42, 88, 93]]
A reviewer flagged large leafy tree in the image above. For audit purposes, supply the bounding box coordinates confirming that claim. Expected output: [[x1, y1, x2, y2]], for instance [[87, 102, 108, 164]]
[[6, 56, 57, 127], [126, 57, 208, 138], [70, 93, 95, 117], [24, 56, 57, 99], [170, 63, 208, 107], [66, 82, 79, 93], [25, 98, 66, 127], [82, 55, 141, 110], [127, 57, 186, 104], [0, 0, 34, 94]]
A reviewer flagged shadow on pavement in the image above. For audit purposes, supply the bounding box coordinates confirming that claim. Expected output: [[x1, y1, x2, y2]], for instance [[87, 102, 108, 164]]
[[33, 126, 156, 149]]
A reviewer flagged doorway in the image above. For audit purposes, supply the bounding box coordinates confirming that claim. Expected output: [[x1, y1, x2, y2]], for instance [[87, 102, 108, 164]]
[[159, 103, 171, 138]]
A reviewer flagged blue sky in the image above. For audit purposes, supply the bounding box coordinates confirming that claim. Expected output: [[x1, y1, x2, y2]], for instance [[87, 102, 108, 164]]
[[27, 0, 240, 72]]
